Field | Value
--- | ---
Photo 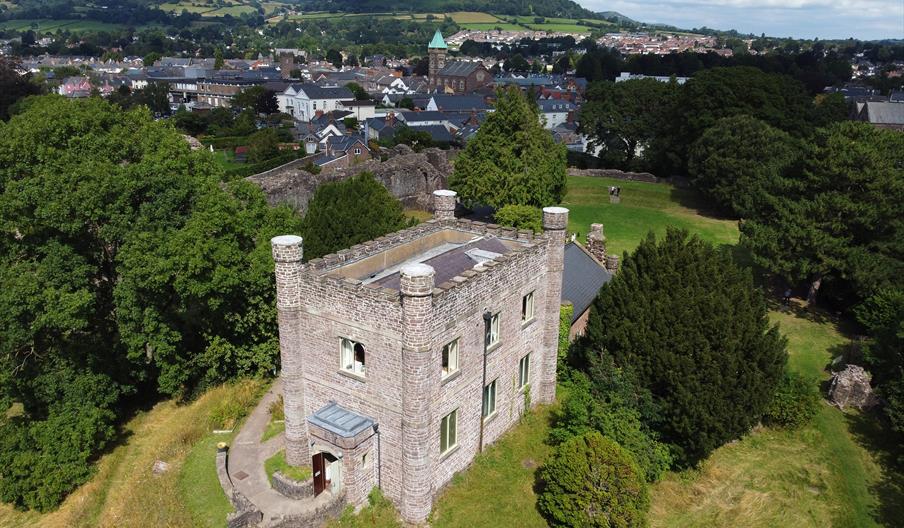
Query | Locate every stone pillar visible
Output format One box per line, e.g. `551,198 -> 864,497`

271,235 -> 311,466
605,254 -> 620,274
587,223 -> 606,263
399,263 -> 435,523
432,189 -> 457,222
540,207 -> 568,404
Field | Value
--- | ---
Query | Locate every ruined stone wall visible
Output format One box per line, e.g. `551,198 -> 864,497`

248,147 -> 454,215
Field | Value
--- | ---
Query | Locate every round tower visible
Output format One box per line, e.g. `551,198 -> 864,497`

539,207 -> 569,405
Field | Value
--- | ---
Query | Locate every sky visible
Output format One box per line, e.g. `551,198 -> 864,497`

582,0 -> 904,40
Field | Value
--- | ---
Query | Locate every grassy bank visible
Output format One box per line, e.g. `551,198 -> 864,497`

0,380 -> 266,528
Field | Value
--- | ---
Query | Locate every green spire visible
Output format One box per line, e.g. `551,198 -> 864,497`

428,29 -> 447,49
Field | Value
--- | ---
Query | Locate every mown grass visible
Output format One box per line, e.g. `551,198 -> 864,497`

179,431 -> 237,527
264,450 -> 313,484
430,405 -> 555,528
404,209 -> 433,223
562,175 -> 739,256
0,379 -> 267,528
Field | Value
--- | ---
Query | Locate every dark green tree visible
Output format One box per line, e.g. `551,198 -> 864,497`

579,78 -> 678,169
740,122 -> 904,306
326,49 -> 343,69
300,172 -> 414,260
214,48 -> 225,70
493,204 -> 543,233
345,82 -> 370,101
538,431 -> 650,528
449,86 -> 566,209
688,115 -> 801,218
233,85 -> 279,114
583,228 -> 787,465
0,57 -> 41,121
247,128 -> 280,162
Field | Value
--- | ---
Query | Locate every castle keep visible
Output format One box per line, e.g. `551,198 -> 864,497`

271,191 -> 567,523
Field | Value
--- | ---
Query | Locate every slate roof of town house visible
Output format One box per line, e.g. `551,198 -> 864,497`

290,83 -> 354,99
862,101 -> 904,124
538,99 -> 576,112
429,94 -> 490,112
562,242 -> 612,322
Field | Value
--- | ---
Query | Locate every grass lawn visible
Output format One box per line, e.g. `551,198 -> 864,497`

404,209 -> 433,223
265,450 -> 313,483
261,418 -> 285,442
562,175 -> 739,256
0,380 -> 266,528
211,149 -> 244,170
430,405 -> 555,528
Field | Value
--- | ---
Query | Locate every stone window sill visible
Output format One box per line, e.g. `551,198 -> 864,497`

482,411 -> 498,425
338,369 -> 366,383
439,443 -> 460,462
521,317 -> 537,330
486,341 -> 502,354
441,369 -> 461,386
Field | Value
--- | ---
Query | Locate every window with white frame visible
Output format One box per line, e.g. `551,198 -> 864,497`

519,353 -> 531,389
442,339 -> 459,378
354,148 -> 361,155
521,291 -> 535,323
340,337 -> 366,377
440,409 -> 457,454
482,379 -> 497,419
313,101 -> 317,110
485,312 -> 500,347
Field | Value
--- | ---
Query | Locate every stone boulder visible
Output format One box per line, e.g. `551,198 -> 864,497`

828,365 -> 878,409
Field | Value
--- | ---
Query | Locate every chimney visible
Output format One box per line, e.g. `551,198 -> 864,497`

432,189 -> 457,221
566,110 -> 575,124
315,109 -> 324,119
605,254 -> 620,274
587,223 -> 606,263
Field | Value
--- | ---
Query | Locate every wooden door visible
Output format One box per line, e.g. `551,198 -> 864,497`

312,453 -> 325,495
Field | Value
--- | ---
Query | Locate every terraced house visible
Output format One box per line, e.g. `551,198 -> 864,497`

270,191 -> 567,523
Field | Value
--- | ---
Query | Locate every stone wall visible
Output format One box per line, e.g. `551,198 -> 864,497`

272,472 -> 315,500
248,147 -> 454,215
266,490 -> 348,528
216,449 -> 264,528
567,167 -> 661,183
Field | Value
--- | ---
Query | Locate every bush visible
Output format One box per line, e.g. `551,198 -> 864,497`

494,204 -> 543,233
222,151 -> 302,179
763,372 -> 821,428
538,431 -> 649,528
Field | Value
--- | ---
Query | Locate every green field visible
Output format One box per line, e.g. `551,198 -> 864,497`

562,175 -> 740,256
0,18 -> 127,31
524,23 -> 591,33
457,22 -> 523,31
448,11 -> 500,23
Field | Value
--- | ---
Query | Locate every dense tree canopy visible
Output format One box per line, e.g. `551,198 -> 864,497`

450,86 -> 566,209
0,96 -> 301,508
740,122 -> 904,306
300,172 -> 414,260
688,115 -> 801,218
233,85 -> 279,115
582,228 -> 787,465
538,431 -> 649,528
579,78 -> 678,170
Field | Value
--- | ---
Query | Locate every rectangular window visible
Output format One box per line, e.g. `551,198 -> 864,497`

340,337 -> 366,377
485,312 -> 500,347
440,409 -> 457,454
482,379 -> 497,419
519,354 -> 531,389
442,339 -> 459,378
313,101 -> 317,110
354,148 -> 361,155
521,291 -> 535,323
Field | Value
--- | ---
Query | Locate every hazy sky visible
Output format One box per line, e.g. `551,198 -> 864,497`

582,0 -> 904,40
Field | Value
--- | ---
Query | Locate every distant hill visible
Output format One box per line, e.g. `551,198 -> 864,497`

290,0 -> 609,21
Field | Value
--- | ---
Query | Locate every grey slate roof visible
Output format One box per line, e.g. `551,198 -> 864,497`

373,238 -> 511,289
562,242 -> 612,322
430,94 -> 490,112
399,111 -> 448,123
437,61 -> 482,77
863,101 -> 904,124
292,83 -> 354,100
309,401 -> 375,438
409,124 -> 454,143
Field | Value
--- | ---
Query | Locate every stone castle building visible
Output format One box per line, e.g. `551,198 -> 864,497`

427,30 -> 492,94
271,190 -> 567,523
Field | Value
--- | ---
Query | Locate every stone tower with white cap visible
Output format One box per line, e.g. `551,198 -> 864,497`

270,191 -> 567,523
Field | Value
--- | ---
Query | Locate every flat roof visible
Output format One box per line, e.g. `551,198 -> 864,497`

372,237 -> 511,289
308,401 -> 374,438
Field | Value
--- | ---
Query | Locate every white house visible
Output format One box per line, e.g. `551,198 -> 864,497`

337,99 -> 377,121
537,99 -> 576,129
277,83 -> 355,122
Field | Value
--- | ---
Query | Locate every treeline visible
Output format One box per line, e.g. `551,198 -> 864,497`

292,0 -> 597,19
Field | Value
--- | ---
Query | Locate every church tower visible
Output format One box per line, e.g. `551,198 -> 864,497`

427,29 -> 447,91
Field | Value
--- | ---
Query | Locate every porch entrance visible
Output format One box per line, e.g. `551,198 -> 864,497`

312,452 -> 339,496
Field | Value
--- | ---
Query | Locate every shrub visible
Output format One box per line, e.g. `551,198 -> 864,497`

763,372 -> 821,428
538,431 -> 649,528
494,204 -> 543,233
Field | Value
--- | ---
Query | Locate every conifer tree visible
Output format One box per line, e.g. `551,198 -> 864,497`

449,86 -> 566,209
300,172 -> 414,260
582,228 -> 787,465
